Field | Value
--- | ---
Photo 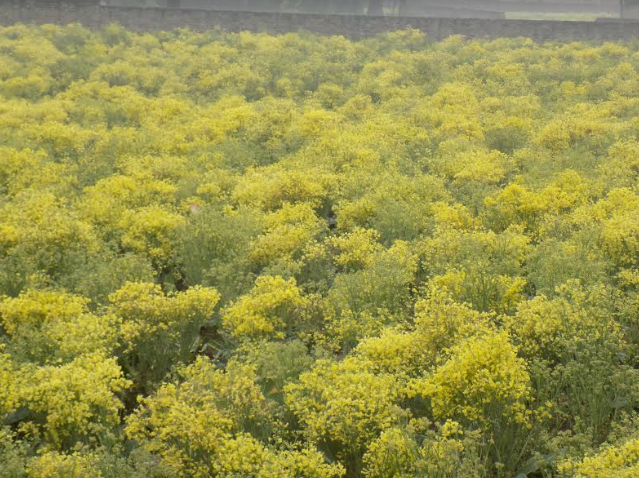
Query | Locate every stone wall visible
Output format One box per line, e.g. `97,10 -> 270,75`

0,0 -> 638,42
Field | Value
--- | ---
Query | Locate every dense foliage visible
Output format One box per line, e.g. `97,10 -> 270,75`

2,23 -> 639,477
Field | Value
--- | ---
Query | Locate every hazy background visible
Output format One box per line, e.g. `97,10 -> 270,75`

102,0 -> 635,20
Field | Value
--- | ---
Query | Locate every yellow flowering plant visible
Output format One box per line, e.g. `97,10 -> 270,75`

108,282 -> 219,390
126,356 -> 342,478
222,275 -> 308,340
407,331 -> 531,427
285,356 -> 404,470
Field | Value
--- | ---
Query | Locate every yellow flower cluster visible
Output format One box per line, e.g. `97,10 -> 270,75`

109,282 -> 219,349
222,276 -> 307,339
285,357 -> 402,454
22,353 -> 130,447
328,228 -> 382,272
362,421 -> 481,478
505,283 -> 623,362
0,348 -> 20,417
559,438 -> 639,478
127,357 -> 343,478
27,450 -> 101,478
0,290 -> 120,363
249,202 -> 326,268
0,289 -> 89,335
409,331 -> 531,426
108,282 -> 219,387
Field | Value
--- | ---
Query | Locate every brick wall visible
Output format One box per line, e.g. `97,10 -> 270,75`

0,0 -> 638,42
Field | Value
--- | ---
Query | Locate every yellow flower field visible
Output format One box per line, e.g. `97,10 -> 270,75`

2,23 -> 639,477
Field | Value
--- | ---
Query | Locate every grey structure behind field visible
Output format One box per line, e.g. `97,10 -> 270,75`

1,0 -> 639,42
